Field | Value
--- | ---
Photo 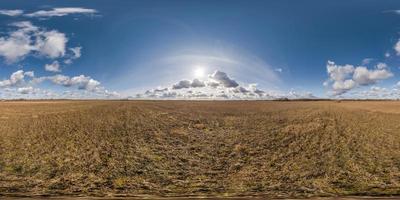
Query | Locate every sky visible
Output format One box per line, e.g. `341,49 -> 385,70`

1,0 -> 400,99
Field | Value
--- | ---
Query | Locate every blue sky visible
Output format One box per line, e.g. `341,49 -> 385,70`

1,0 -> 400,99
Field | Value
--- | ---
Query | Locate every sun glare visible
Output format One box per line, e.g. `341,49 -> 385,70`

194,67 -> 205,78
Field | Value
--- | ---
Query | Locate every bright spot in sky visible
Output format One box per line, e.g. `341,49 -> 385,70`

194,67 -> 205,78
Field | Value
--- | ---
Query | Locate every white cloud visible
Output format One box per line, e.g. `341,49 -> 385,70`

17,86 -> 34,94
0,22 -> 35,63
171,79 -> 206,89
70,46 -> 82,58
25,7 -> 97,18
36,30 -> 67,58
45,61 -> 61,72
352,66 -> 393,85
46,74 -> 101,91
231,86 -> 249,94
24,71 -> 34,77
207,81 -> 220,88
0,21 -> 68,63
376,62 -> 387,70
209,70 -> 239,88
47,74 -> 70,86
325,60 -> 393,96
138,70 -> 314,100
9,70 -> 24,85
326,60 -> 354,82
331,79 -> 356,95
395,39 -> 400,56
287,90 -> 316,99
11,21 -> 39,32
274,68 -> 283,73
71,75 -> 101,91
0,9 -> 24,16
191,79 -> 205,87
172,80 -> 191,89
325,60 -> 356,95
346,85 -> 400,99
0,70 -> 119,99
0,70 -> 34,88
64,47 -> 82,64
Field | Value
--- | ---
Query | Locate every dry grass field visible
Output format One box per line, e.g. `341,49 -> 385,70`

1,100 -> 400,198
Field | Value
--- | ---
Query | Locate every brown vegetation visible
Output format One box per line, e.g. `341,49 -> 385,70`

1,100 -> 400,198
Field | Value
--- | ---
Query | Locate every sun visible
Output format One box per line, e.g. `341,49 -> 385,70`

194,67 -> 205,78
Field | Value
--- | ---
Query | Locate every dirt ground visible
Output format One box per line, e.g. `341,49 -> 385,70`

1,100 -> 400,198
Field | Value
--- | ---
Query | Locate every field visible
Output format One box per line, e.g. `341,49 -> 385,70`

1,100 -> 400,198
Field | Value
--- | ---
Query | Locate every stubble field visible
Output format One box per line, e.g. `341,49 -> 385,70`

1,100 -> 400,198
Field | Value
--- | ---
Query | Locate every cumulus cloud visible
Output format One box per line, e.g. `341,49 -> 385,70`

45,74 -> 101,91
325,61 -> 356,95
0,70 -> 119,99
326,61 -> 354,82
137,70 -> 314,100
172,80 -> 191,89
36,30 -> 67,58
0,9 -> 24,16
331,80 -> 356,95
352,66 -> 393,85
376,62 -> 387,70
171,79 -> 206,90
0,21 -> 68,63
325,60 -> 393,95
209,70 -> 239,88
191,79 -> 205,87
17,86 -> 34,94
0,22 -> 35,63
45,61 -> 61,72
0,70 -> 30,87
25,7 -> 97,18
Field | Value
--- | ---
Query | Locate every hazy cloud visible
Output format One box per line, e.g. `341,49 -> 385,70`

0,9 -> 24,16
361,58 -> 373,65
25,7 -> 97,18
395,39 -> 400,56
64,46 -> 82,64
376,62 -> 387,70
